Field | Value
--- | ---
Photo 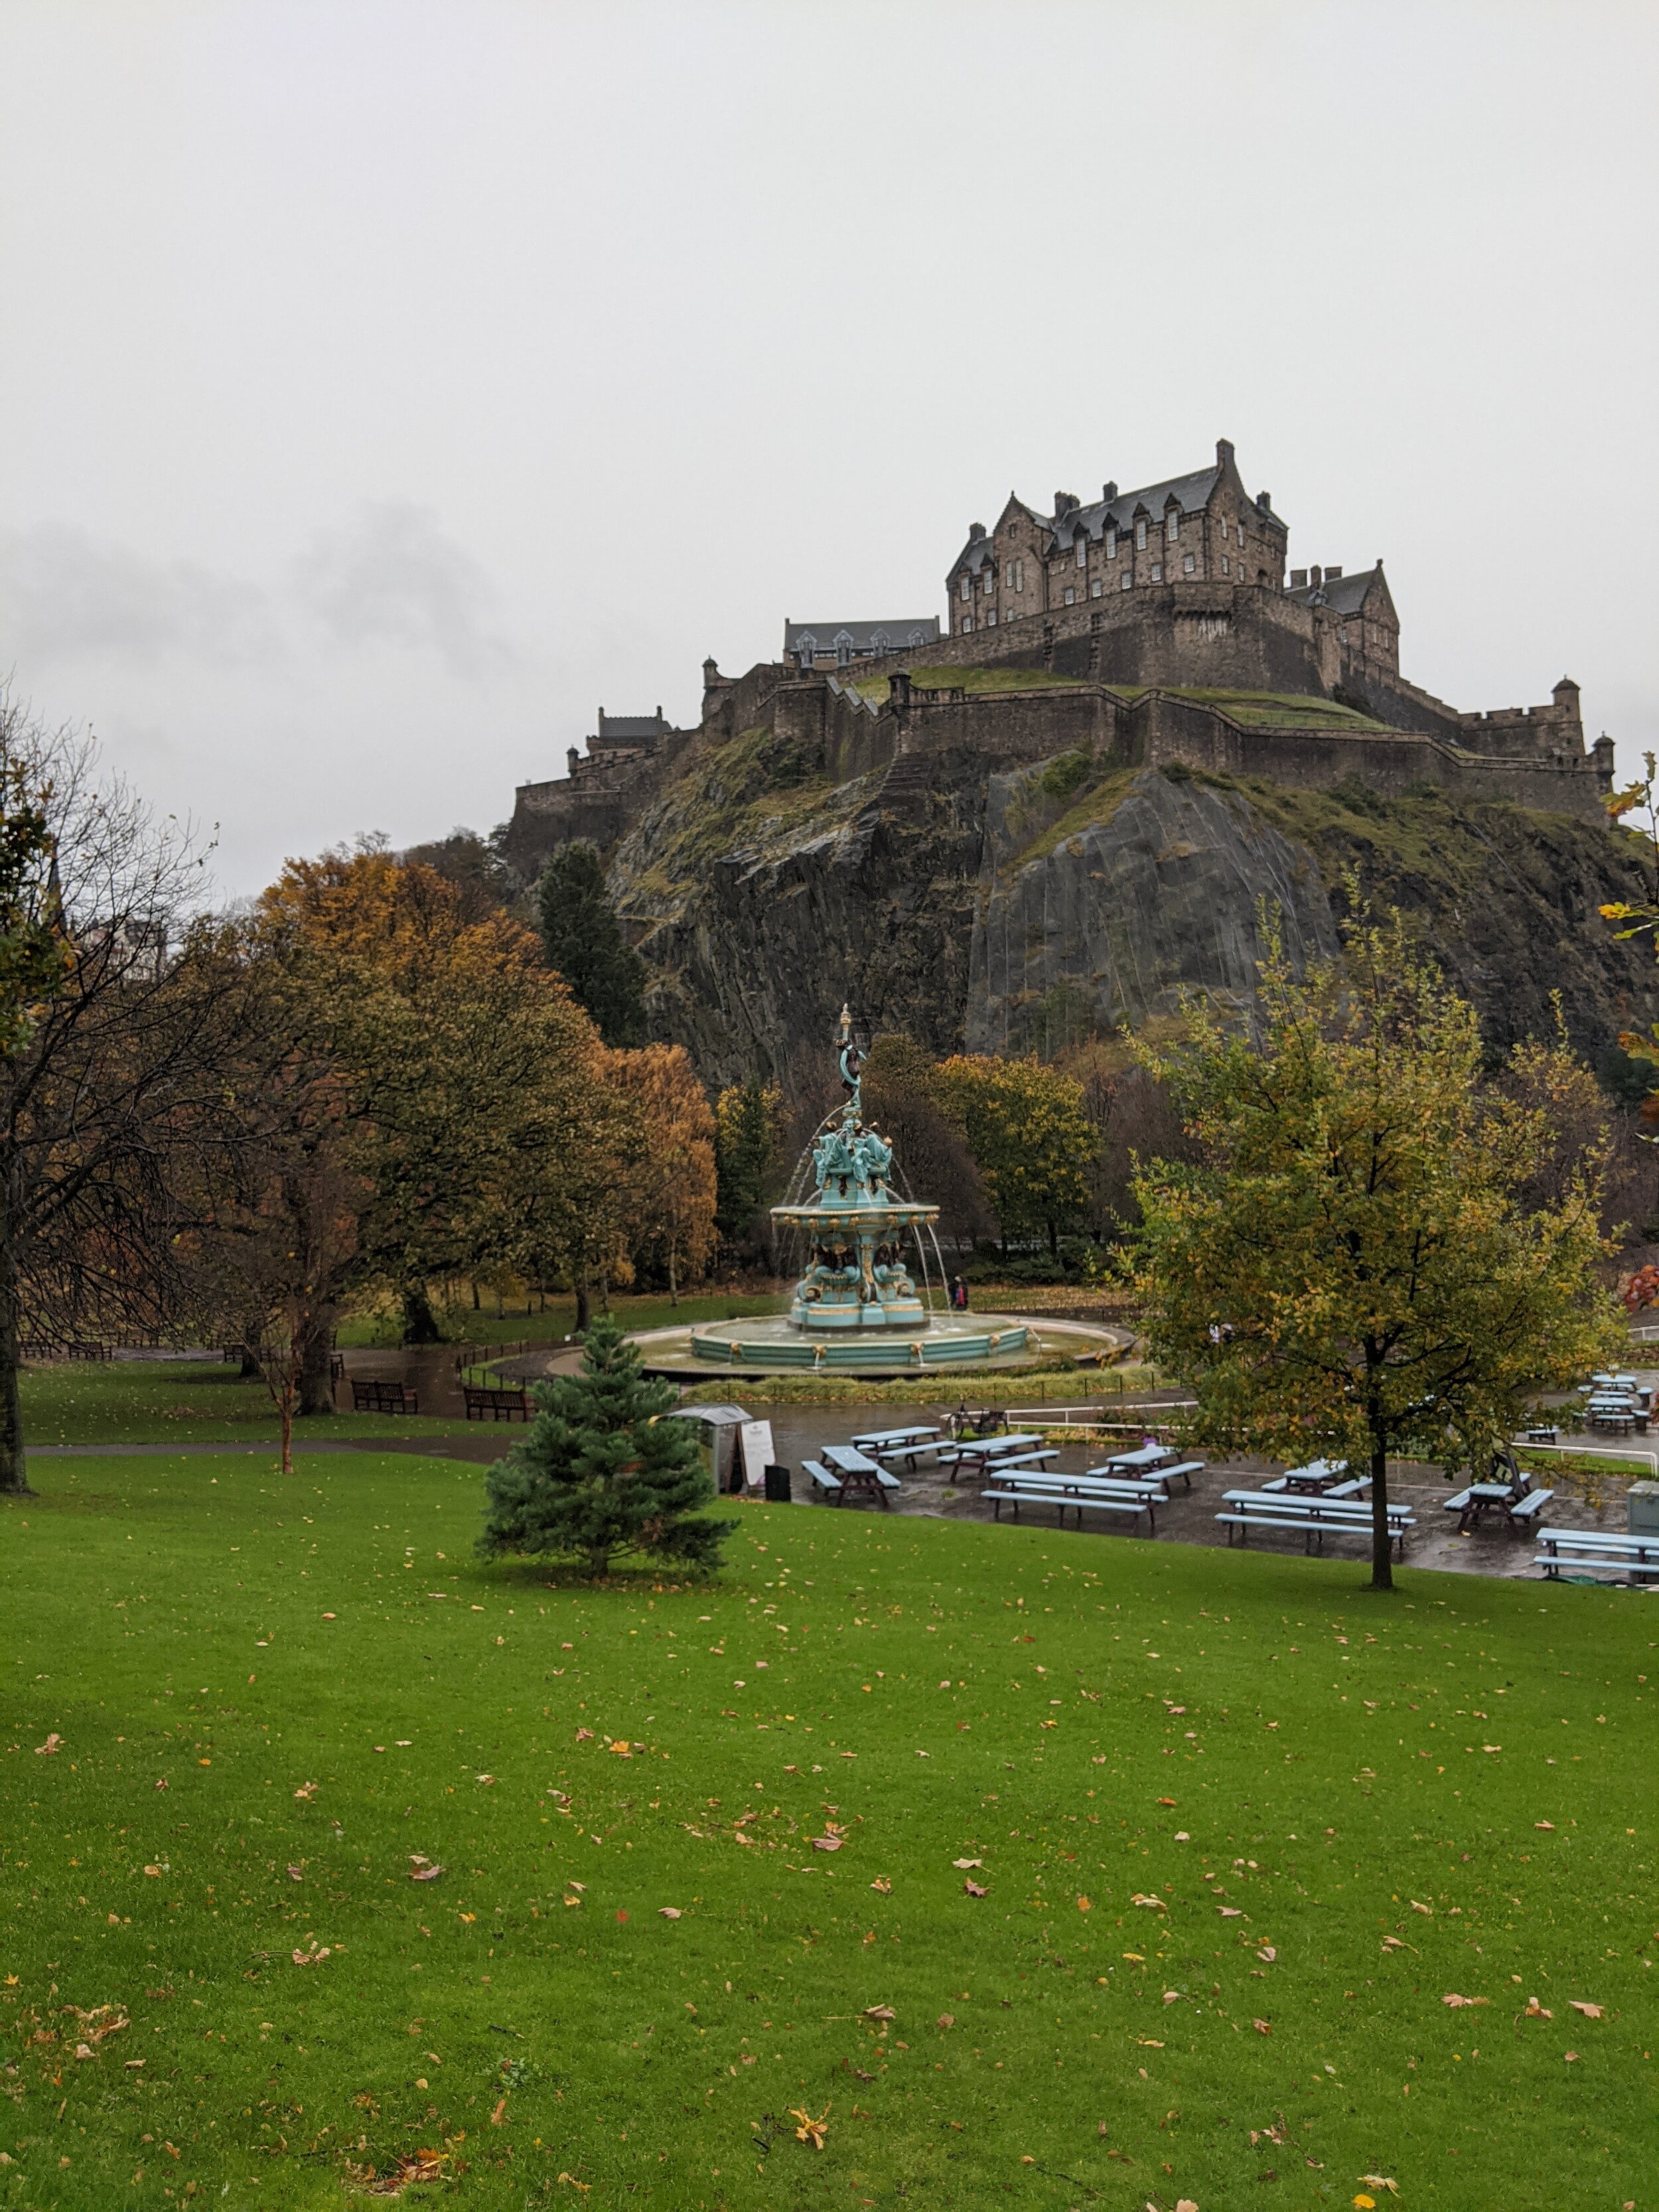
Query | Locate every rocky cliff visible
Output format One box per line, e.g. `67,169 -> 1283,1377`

608,713 -> 1658,1088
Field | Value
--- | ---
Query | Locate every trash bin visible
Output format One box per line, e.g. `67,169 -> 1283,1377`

764,1464 -> 793,1504
1628,1481 -> 1659,1536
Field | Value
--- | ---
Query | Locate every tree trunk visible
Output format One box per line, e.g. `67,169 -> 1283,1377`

0,1241 -> 28,1497
667,1242 -> 679,1308
1369,1432 -> 1394,1593
236,1341 -> 260,1378
573,1276 -> 592,1334
297,1308 -> 337,1416
401,1284 -> 441,1345
1048,1218 -> 1059,1256
279,1382 -> 295,1478
472,1280 -> 480,1311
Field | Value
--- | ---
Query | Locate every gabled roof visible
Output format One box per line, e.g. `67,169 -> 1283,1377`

1283,565 -> 1390,617
784,619 -> 940,655
1050,466 -> 1223,551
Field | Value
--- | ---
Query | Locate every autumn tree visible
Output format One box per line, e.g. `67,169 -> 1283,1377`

1129,914 -> 1623,1591
537,842 -> 647,1047
860,1034 -> 992,1250
931,1053 -> 1094,1253
259,844 -> 607,1343
611,1043 -> 717,1302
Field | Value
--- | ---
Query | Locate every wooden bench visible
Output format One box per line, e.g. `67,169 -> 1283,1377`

462,1383 -> 532,1422
1534,1528 -> 1659,1584
350,1378 -> 420,1416
1216,1490 -> 1415,1558
1090,1455 -> 1201,1491
64,1342 -> 113,1363
803,1459 -> 844,1503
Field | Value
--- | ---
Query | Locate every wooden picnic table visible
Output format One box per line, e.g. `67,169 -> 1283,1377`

1101,1441 -> 1173,1472
1269,1458 -> 1349,1495
1443,1480 -> 1553,1536
821,1443 -> 901,1508
946,1434 -> 1050,1480
851,1424 -> 940,1451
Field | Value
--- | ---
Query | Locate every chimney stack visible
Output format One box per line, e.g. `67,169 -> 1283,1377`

1216,437 -> 1235,465
1102,480 -> 1118,503
1310,565 -> 1322,588
1325,567 -> 1342,581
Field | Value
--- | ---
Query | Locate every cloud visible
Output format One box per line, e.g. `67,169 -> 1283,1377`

0,524 -> 277,667
292,500 -> 508,676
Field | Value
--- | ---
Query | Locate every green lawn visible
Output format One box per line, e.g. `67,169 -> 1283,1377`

17,1363 -> 463,1447
1,1454 -> 1652,2211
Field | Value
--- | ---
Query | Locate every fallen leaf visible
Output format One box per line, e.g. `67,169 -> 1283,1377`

293,1782 -> 317,1801
1409,1900 -> 1432,1915
952,1858 -> 983,1870
1569,2000 -> 1604,2018
1358,2180 -> 1400,2197
34,1733 -> 62,1756
1257,1946 -> 1277,1962
1076,1894 -> 1093,1912
476,1774 -> 496,1787
790,2102 -> 830,2150
1217,1906 -> 1244,1917
1534,1820 -> 1555,1830
963,1879 -> 987,1897
490,2095 -> 508,2126
143,1865 -> 162,1878
607,1739 -> 633,1757
575,1727 -> 594,1742
863,2005 -> 896,2020
1157,1797 -> 1176,1806
1522,1998 -> 1552,2018
658,1907 -> 682,1920
409,1861 -> 444,1882
1252,2018 -> 1271,2035
153,1777 -> 168,1791
1131,1893 -> 1167,1910
614,1909 -> 628,1924
1564,2050 -> 1579,2062
291,1945 -> 330,1965
1441,1994 -> 1489,2009
936,2013 -> 954,2029
810,1836 -> 843,1852
555,2174 -> 592,2192
869,1877 -> 892,1894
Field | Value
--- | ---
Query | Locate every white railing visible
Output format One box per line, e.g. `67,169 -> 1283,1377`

1511,1438 -> 1658,1481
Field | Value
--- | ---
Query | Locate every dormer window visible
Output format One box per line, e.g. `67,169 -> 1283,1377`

1135,518 -> 1147,550
983,571 -> 993,596
1167,510 -> 1179,544
1105,528 -> 1117,560
1075,536 -> 1086,570
959,576 -> 971,603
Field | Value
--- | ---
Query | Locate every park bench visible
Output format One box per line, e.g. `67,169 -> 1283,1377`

350,1378 -> 420,1416
821,1444 -> 902,1507
802,1458 -> 843,1502
985,1470 -> 1169,1532
64,1342 -> 112,1363
1216,1489 -> 1415,1558
1533,1527 -> 1659,1585
463,1384 -> 533,1422
18,1338 -> 60,1361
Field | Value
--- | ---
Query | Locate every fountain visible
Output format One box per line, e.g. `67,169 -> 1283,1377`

687,1007 -> 1032,1371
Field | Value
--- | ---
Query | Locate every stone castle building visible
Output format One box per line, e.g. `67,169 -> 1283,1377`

503,439 -> 1614,877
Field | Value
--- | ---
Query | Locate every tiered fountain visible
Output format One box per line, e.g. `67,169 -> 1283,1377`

689,1008 -> 1031,1372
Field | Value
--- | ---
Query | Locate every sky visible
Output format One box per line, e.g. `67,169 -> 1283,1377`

1,1 -> 1654,895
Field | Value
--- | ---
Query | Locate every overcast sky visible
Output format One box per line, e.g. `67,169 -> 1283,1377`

1,1 -> 1654,894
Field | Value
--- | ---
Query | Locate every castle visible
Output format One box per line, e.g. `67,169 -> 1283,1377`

502,439 -> 1614,878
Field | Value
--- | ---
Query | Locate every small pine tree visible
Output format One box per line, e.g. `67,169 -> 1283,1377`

478,1317 -> 734,1578
537,842 -> 647,1047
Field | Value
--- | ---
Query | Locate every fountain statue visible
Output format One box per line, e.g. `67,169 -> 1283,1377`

687,1006 -> 1031,1371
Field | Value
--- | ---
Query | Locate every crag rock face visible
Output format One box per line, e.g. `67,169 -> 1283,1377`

607,720 -> 1658,1085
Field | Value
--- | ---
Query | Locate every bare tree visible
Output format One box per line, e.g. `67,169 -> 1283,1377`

0,700 -> 269,1493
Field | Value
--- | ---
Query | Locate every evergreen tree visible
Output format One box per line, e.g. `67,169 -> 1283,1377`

713,1077 -> 779,1240
478,1317 -> 733,1577
536,842 -> 647,1047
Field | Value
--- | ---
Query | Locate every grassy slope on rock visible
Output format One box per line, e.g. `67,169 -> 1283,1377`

1,1451 -> 1652,2211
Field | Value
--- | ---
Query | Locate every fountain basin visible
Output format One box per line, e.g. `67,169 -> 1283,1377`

687,1311 -> 1031,1370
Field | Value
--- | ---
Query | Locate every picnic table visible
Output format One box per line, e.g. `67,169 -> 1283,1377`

985,1468 -> 1169,1531
1264,1457 -> 1350,1495
1101,1441 -> 1172,1473
945,1432 -> 1048,1479
852,1425 -> 948,1467
851,1424 -> 940,1451
821,1443 -> 902,1508
1443,1479 -> 1553,1536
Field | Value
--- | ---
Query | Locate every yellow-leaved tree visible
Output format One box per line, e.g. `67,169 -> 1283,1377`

1129,913 -> 1623,1591
930,1054 -> 1094,1254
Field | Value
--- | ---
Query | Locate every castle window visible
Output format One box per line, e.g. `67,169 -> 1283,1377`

1167,510 -> 1179,544
1183,553 -> 1195,575
1090,578 -> 1102,597
1120,570 -> 1132,591
983,571 -> 993,596
959,576 -> 971,602
959,615 -> 973,633
1221,555 -> 1230,575
987,609 -> 997,627
1237,522 -> 1245,544
1075,537 -> 1086,569
1105,528 -> 1117,560
1135,518 -> 1147,550
1063,585 -> 1076,605
1151,562 -> 1163,582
